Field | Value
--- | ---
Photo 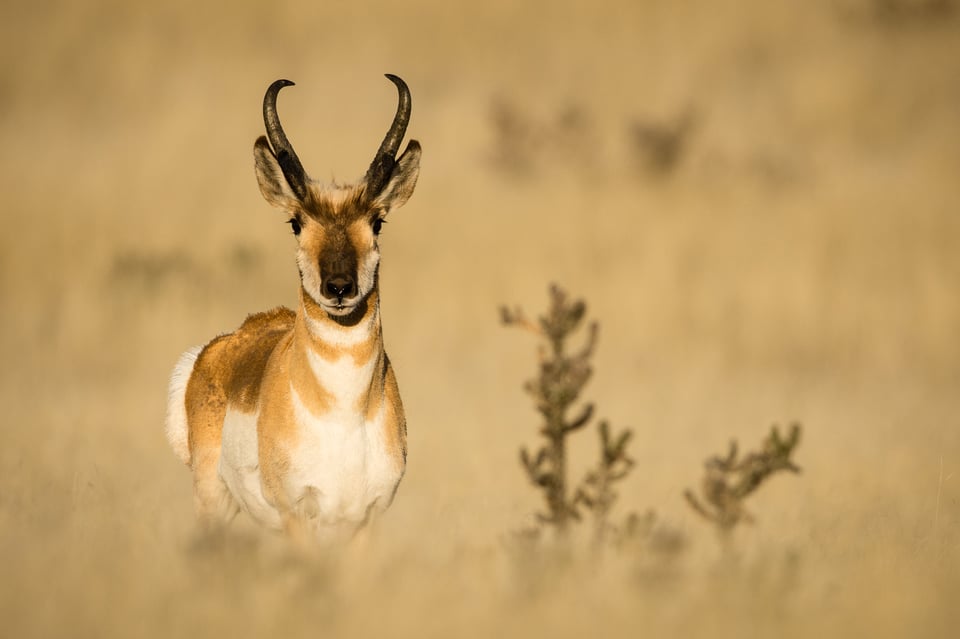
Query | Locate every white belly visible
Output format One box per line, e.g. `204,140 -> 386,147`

219,408 -> 282,529
218,395 -> 402,540
286,386 -> 403,539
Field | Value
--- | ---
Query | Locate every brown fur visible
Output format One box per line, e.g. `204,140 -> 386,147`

174,79 -> 419,535
180,280 -> 406,528
255,337 -> 298,522
382,358 -> 407,464
300,287 -> 381,364
287,318 -> 335,415
183,307 -> 296,519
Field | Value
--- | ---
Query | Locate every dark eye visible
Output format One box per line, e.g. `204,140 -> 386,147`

288,218 -> 301,236
372,218 -> 384,235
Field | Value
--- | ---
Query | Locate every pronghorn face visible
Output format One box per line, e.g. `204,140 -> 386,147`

289,190 -> 381,317
252,76 -> 420,318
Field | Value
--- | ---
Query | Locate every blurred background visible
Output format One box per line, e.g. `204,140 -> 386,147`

1,0 -> 958,636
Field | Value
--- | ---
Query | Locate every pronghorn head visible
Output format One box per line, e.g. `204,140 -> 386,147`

253,75 -> 421,318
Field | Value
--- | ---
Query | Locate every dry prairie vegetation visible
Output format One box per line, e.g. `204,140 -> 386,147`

1,1 -> 958,637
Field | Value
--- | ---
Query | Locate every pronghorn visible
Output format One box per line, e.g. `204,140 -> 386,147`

165,75 -> 420,543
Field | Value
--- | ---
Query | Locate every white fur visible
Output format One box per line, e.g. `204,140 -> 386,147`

214,315 -> 400,540
219,408 -> 283,529
303,304 -> 379,348
165,346 -> 202,465
356,247 -> 381,306
315,183 -> 357,207
297,246 -> 326,308
300,305 -> 381,411
297,242 -> 382,317
288,339 -> 401,538
306,346 -> 379,411
287,386 -> 398,540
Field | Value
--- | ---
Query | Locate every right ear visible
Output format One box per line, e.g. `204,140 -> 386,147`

254,136 -> 300,209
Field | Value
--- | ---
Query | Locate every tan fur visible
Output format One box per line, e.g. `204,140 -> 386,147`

167,77 -> 419,542
382,361 -> 408,464
300,288 -> 380,365
255,338 -> 298,526
179,308 -> 296,522
171,197 -> 410,538
287,319 -> 336,415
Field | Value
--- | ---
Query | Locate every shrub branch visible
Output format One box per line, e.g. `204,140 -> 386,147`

684,423 -> 802,534
504,285 -> 635,541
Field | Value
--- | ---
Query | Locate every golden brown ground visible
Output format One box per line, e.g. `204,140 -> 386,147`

1,1 -> 958,637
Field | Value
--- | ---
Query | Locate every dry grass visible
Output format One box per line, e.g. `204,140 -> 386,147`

1,0 -> 959,637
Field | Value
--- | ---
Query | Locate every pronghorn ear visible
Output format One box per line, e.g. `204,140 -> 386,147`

254,136 -> 300,209
372,140 -> 421,213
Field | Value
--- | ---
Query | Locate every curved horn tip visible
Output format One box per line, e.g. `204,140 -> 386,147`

384,74 -> 407,90
268,78 -> 295,90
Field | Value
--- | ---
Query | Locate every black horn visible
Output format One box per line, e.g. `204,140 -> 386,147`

365,74 -> 411,196
263,79 -> 309,201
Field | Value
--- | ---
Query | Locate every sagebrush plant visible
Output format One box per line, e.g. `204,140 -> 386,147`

502,284 -> 636,543
684,423 -> 802,536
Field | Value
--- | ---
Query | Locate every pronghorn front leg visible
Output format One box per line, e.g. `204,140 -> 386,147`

276,510 -> 312,552
276,488 -> 354,552
191,449 -> 240,530
345,501 -> 383,553
283,487 -> 324,550
257,448 -> 311,545
259,450 -> 333,547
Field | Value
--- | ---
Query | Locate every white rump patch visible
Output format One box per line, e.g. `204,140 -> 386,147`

165,346 -> 202,465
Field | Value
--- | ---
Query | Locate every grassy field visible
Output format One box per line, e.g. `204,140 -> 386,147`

1,0 -> 958,636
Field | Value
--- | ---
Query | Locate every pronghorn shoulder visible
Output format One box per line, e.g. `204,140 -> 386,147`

192,306 -> 297,412
238,306 -> 297,334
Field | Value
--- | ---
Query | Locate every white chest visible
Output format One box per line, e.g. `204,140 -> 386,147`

218,348 -> 402,538
285,381 -> 402,528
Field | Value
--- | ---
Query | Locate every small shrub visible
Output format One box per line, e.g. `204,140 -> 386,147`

502,284 -> 636,545
684,423 -> 802,538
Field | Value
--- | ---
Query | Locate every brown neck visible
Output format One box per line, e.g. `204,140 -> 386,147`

286,286 -> 385,418
294,284 -> 384,369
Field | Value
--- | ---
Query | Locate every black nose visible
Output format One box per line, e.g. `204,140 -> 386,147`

324,275 -> 355,300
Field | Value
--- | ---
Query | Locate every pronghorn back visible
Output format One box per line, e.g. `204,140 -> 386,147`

164,75 -> 420,543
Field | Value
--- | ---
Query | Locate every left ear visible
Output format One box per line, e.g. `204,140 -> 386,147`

372,140 -> 421,213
